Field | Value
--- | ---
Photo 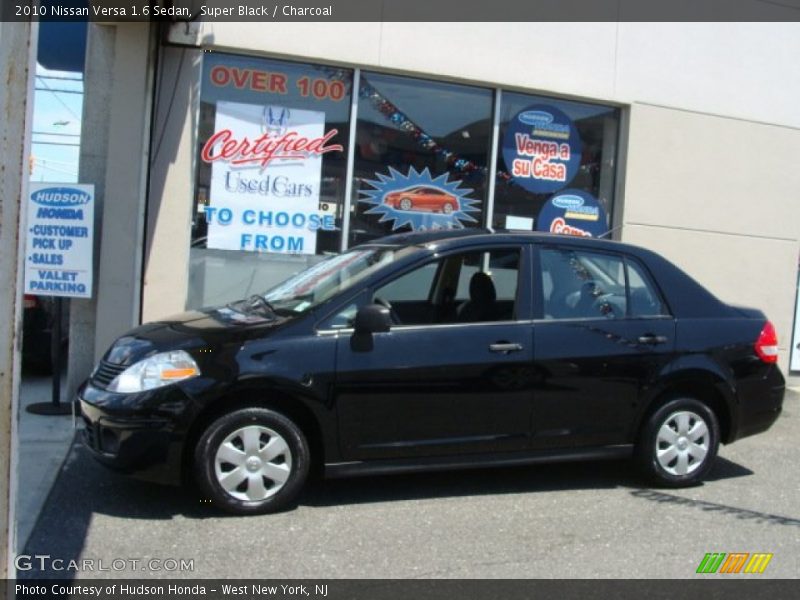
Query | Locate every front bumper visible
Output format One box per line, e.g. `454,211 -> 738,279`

78,381 -> 192,485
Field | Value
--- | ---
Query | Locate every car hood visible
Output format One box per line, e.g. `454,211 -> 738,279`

102,307 -> 291,366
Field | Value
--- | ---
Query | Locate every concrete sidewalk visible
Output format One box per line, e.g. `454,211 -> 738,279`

15,374 -> 76,552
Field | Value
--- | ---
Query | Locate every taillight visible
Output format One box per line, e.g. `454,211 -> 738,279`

23,294 -> 38,309
754,320 -> 779,363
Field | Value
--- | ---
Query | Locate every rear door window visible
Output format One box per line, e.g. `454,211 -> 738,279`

539,247 -> 669,320
540,248 -> 627,320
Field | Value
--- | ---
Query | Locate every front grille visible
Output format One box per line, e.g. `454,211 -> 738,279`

91,360 -> 126,387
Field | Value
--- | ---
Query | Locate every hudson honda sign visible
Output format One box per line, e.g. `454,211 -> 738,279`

24,184 -> 95,298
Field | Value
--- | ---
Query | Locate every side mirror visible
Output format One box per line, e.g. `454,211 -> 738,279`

354,304 -> 391,335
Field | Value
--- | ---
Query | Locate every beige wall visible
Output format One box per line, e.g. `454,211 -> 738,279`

141,47 -> 201,322
196,22 -> 800,128
621,103 -> 800,370
67,23 -> 156,404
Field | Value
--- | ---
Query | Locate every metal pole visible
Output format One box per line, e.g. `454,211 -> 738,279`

339,68 -> 361,253
27,297 -> 70,416
485,88 -> 502,230
51,298 -> 62,407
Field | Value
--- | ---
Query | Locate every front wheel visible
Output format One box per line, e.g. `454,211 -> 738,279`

194,407 -> 310,514
635,397 -> 719,487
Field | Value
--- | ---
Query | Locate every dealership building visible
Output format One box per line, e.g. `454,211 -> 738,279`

57,20 -> 800,398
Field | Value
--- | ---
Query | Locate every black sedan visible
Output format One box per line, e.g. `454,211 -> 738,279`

79,230 -> 784,514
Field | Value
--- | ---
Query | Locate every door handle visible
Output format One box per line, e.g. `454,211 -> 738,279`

638,334 -> 668,345
489,342 -> 523,354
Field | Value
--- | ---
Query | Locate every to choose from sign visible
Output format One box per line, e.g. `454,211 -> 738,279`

24,183 -> 94,298
201,100 -> 340,255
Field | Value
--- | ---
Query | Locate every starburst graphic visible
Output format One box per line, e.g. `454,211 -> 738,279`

358,167 -> 481,231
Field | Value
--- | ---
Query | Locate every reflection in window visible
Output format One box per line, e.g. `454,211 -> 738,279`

350,73 -> 494,247
188,53 -> 354,309
494,93 -> 619,237
541,248 -> 626,320
626,259 -> 668,317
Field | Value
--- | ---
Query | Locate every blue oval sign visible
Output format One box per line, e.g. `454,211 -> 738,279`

31,187 -> 91,207
518,110 -> 554,126
537,190 -> 608,238
551,194 -> 585,209
502,104 -> 583,194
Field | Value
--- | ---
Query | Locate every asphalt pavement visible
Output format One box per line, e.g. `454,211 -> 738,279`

19,394 -> 800,579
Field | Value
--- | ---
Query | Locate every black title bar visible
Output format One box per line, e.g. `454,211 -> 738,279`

6,579 -> 800,600
2,0 -> 800,22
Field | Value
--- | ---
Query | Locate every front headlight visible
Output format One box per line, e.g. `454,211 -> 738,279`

107,350 -> 200,393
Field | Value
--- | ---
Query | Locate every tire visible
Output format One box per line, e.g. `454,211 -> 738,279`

442,202 -> 454,215
399,197 -> 413,211
635,397 -> 719,487
194,407 -> 310,515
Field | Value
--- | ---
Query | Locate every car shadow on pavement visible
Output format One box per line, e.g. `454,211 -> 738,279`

20,441 -> 762,579
299,455 -> 753,508
302,459 -> 637,508
20,443 -> 215,579
629,488 -> 800,529
705,455 -> 755,481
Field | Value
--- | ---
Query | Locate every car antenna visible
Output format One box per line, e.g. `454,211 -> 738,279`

598,224 -> 623,240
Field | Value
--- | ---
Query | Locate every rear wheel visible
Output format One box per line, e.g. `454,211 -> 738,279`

636,397 -> 719,487
194,407 -> 310,514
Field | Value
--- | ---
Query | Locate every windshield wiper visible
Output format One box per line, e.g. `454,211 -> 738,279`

226,295 -> 277,318
245,294 -> 276,315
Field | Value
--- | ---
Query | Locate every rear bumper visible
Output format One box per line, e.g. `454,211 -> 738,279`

729,365 -> 784,442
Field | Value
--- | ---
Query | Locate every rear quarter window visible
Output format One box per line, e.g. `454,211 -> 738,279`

626,258 -> 669,317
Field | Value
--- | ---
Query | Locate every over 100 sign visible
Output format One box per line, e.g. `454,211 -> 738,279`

24,183 -> 94,298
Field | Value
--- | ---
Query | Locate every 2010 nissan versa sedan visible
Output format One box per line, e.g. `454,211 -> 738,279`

79,230 -> 785,514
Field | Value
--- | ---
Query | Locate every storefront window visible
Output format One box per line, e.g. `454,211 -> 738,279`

188,52 -> 353,309
349,72 -> 493,247
493,93 -> 619,238
184,53 -> 621,310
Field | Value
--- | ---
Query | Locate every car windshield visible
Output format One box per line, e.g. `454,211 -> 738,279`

259,246 -> 418,313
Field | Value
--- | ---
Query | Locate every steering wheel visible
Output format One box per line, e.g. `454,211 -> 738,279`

373,296 -> 401,324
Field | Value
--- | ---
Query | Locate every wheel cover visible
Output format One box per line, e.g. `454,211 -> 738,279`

655,410 -> 710,476
214,425 -> 292,501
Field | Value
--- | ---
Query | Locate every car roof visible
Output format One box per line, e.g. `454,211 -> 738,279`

365,228 -> 632,253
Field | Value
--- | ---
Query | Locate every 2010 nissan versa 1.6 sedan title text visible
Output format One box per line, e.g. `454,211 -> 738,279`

79,231 -> 785,514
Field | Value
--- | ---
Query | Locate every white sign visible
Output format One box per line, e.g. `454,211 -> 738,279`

201,101 -> 339,255
24,183 -> 94,299
790,273 -> 800,372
